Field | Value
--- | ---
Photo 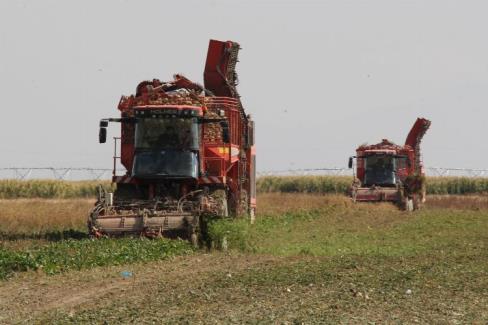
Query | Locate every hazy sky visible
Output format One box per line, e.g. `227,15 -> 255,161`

1,0 -> 487,172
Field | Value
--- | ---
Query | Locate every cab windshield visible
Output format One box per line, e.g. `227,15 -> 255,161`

135,117 -> 199,150
363,155 -> 397,186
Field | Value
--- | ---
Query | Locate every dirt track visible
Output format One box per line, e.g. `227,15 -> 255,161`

0,253 -> 280,324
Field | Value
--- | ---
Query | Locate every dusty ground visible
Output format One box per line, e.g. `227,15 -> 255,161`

0,253 -> 281,324
2,251 -> 487,324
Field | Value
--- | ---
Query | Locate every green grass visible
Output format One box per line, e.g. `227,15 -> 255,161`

257,175 -> 351,194
0,238 -> 193,280
253,210 -> 486,256
208,200 -> 488,257
207,218 -> 252,251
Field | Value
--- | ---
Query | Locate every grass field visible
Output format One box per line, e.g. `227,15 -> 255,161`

0,193 -> 487,323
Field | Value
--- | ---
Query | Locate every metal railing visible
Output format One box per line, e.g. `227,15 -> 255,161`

257,167 -> 488,178
0,166 -> 487,180
0,168 -> 112,180
257,168 -> 351,177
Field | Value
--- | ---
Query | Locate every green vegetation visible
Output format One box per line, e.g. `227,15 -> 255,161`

257,175 -> 350,194
426,176 -> 488,194
0,238 -> 193,280
257,175 -> 488,195
0,249 -> 37,280
208,201 -> 488,256
207,218 -> 251,251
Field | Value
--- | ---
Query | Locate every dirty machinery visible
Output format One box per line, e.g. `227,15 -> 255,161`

348,118 -> 431,211
89,40 -> 256,245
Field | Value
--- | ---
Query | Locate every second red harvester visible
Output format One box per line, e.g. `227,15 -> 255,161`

348,118 -> 431,210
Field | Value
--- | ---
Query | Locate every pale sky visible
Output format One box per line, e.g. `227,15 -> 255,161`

1,0 -> 487,173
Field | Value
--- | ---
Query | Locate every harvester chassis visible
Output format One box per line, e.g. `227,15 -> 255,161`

88,187 -> 229,246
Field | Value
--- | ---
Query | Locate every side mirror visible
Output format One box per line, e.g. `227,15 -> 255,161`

348,157 -> 353,169
220,121 -> 230,143
99,127 -> 107,143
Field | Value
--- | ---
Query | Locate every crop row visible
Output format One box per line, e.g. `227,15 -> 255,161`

0,238 -> 192,280
0,176 -> 487,199
257,176 -> 488,195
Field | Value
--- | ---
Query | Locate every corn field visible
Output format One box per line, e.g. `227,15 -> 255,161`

0,176 -> 487,199
0,180 -> 112,199
257,176 -> 488,195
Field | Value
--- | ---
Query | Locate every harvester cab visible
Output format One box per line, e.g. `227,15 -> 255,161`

348,118 -> 431,211
362,153 -> 398,187
357,153 -> 411,187
98,110 -> 226,180
88,40 -> 256,246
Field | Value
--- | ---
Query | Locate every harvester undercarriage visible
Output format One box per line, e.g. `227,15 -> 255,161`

88,186 -> 229,246
351,183 -> 424,211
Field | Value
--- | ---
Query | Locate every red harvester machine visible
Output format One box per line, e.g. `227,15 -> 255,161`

348,118 -> 431,210
89,40 -> 256,245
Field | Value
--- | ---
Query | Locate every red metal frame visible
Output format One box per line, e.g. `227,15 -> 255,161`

109,39 -> 255,212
